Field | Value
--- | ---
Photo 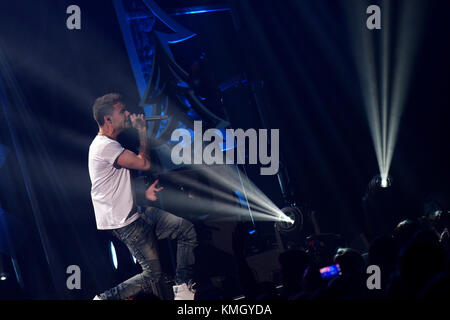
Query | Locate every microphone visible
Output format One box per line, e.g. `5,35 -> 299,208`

144,115 -> 169,121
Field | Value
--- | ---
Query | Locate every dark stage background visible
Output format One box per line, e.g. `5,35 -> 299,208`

0,0 -> 449,299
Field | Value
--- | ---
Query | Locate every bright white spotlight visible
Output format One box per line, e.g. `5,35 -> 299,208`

275,206 -> 303,233
368,174 -> 392,190
347,1 -> 424,194
284,216 -> 295,224
110,241 -> 118,270
378,174 -> 392,188
0,272 -> 7,281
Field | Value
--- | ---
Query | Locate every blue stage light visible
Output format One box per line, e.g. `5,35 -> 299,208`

170,8 -> 230,16
110,241 -> 118,270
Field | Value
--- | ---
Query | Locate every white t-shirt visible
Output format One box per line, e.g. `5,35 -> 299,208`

88,135 -> 139,230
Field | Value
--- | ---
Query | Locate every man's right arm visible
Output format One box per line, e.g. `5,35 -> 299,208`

116,149 -> 150,171
116,114 -> 150,171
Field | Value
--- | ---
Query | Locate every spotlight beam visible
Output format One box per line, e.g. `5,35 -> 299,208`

199,164 -> 286,218
200,164 -> 289,219
381,0 -> 391,179
164,168 -> 277,216
386,0 -> 424,176
354,19 -> 384,177
348,0 -> 425,182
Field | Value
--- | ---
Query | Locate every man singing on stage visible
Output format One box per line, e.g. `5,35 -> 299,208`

88,93 -> 197,300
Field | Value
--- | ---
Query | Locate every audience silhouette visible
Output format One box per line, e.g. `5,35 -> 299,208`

191,210 -> 450,300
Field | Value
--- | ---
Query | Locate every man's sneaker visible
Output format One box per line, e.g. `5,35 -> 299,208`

173,281 -> 196,300
93,295 -> 104,300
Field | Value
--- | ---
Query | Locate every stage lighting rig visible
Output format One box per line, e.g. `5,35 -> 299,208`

369,173 -> 393,191
362,173 -> 393,208
275,206 -> 303,234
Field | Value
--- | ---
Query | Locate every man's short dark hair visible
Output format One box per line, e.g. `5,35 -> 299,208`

93,93 -> 123,126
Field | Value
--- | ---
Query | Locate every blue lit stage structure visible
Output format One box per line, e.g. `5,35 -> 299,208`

112,0 -> 295,229
110,0 -> 299,290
